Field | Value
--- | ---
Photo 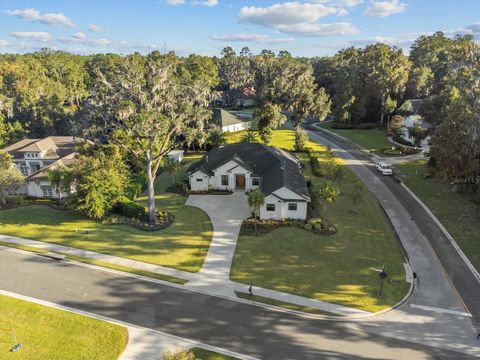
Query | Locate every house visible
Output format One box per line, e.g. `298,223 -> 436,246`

398,99 -> 432,146
188,142 -> 311,220
2,136 -> 84,198
167,150 -> 184,163
213,87 -> 256,108
211,108 -> 253,133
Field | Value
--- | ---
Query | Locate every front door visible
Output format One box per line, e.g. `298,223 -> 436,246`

235,174 -> 245,189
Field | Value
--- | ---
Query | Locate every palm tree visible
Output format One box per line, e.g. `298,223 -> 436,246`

247,189 -> 265,235
163,157 -> 181,184
207,128 -> 227,147
313,181 -> 339,221
241,129 -> 257,143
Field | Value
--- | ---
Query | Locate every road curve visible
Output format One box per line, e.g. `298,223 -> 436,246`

0,249 -> 471,360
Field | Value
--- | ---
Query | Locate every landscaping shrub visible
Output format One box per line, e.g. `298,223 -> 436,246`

112,199 -> 145,220
304,223 -> 313,231
5,196 -> 28,206
126,174 -> 147,199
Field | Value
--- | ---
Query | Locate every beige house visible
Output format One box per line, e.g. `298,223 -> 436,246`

3,136 -> 84,198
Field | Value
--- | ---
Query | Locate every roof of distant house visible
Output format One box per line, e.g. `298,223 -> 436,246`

188,142 -> 310,201
211,108 -> 252,128
27,152 -> 77,180
3,136 -> 86,161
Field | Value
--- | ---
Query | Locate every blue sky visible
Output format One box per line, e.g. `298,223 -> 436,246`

0,0 -> 478,57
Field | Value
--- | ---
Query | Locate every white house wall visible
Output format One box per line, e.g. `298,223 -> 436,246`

260,188 -> 308,220
189,171 -> 210,191
213,160 -> 251,190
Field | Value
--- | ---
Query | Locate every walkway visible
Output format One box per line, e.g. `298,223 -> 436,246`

185,191 -> 251,296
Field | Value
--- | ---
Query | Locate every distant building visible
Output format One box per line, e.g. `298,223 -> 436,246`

211,108 -> 253,132
213,87 -> 256,108
398,99 -> 432,146
167,150 -> 184,163
2,136 -> 85,198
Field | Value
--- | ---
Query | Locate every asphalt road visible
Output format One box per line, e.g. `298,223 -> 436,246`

308,126 -> 480,330
0,250 -> 471,360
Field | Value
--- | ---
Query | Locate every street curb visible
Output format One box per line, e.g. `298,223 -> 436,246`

399,183 -> 480,285
0,289 -> 259,360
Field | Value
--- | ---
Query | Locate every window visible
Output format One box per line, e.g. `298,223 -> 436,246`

19,164 -> 28,176
266,204 -> 275,212
41,186 -> 53,197
30,163 -> 41,173
288,203 -> 298,211
251,177 -> 260,186
196,178 -> 203,182
221,175 -> 229,186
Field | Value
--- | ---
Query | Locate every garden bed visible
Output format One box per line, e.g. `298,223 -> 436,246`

102,211 -> 174,231
189,190 -> 233,195
240,217 -> 336,236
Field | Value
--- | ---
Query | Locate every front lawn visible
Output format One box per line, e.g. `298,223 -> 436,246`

230,132 -> 409,312
190,348 -> 240,360
317,122 -> 392,154
0,295 -> 127,359
0,154 -> 213,273
395,160 -> 480,272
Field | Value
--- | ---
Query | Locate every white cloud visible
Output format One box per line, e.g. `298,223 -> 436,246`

73,32 -> 86,40
351,35 -> 413,48
0,40 -> 9,47
10,31 -> 53,42
239,2 -> 337,27
6,8 -> 75,28
210,33 -> 293,44
195,0 -> 218,6
277,22 -> 359,36
363,0 -> 406,17
165,0 -> 217,6
238,2 -> 358,37
444,22 -> 480,41
87,24 -> 107,33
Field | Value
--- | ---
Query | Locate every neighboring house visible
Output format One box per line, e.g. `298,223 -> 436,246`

211,108 -> 253,132
398,99 -> 432,146
188,142 -> 311,220
2,136 -> 84,198
213,87 -> 256,108
167,150 -> 184,163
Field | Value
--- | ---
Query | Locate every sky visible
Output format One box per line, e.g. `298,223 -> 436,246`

0,0 -> 479,57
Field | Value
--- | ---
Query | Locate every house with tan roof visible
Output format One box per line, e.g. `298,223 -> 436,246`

2,136 -> 84,198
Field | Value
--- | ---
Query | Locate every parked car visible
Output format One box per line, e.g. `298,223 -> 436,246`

376,162 -> 393,176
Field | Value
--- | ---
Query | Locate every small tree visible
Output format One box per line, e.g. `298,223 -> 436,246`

162,349 -> 195,360
163,157 -> 181,184
384,96 -> 397,127
0,151 -> 24,206
48,167 -> 71,204
241,129 -> 257,143
294,128 -> 309,152
259,127 -> 273,145
312,181 -> 339,222
248,189 -> 265,235
389,115 -> 404,141
207,128 -> 227,147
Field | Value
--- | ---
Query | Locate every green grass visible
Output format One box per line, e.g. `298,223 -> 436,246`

0,154 -> 213,273
190,348 -> 240,360
317,122 -> 392,154
230,131 -> 409,312
226,128 -> 325,152
395,160 -> 480,272
235,291 -> 339,316
0,295 -> 127,360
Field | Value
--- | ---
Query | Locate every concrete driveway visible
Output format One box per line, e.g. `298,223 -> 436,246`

186,191 -> 251,296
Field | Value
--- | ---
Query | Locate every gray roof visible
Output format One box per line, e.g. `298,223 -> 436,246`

3,136 -> 85,160
211,108 -> 251,128
189,142 -> 310,201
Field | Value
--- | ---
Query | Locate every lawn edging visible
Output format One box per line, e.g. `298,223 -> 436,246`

399,182 -> 480,285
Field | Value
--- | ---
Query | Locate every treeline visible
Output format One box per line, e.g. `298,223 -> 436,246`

0,31 -> 478,196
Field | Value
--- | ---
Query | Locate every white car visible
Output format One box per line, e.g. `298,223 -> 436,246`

376,162 -> 393,176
